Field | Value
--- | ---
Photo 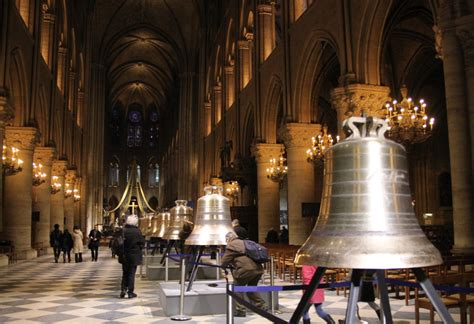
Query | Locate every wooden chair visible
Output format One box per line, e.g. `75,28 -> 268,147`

414,273 -> 464,324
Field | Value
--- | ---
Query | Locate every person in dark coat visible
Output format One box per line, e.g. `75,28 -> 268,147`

265,227 -> 279,243
88,225 -> 102,261
49,224 -> 63,263
119,215 -> 145,299
279,226 -> 289,244
221,232 -> 267,317
62,229 -> 73,263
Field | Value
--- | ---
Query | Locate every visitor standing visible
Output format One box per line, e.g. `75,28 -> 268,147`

88,225 -> 102,261
265,227 -> 279,243
62,229 -> 73,263
301,265 -> 335,324
72,225 -> 84,262
49,224 -> 63,263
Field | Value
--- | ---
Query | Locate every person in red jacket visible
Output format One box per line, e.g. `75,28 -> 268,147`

301,265 -> 335,324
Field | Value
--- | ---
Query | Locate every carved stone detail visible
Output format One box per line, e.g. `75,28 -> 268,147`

457,28 -> 474,67
0,95 -> 14,126
331,84 -> 390,119
65,169 -> 77,183
5,127 -> 38,151
257,4 -> 273,15
52,160 -> 68,177
251,143 -> 283,163
278,123 -> 321,149
33,147 -> 56,166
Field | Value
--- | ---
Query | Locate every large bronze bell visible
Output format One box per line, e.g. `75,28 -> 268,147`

295,116 -> 442,269
185,185 -> 234,245
162,200 -> 194,240
150,210 -> 171,238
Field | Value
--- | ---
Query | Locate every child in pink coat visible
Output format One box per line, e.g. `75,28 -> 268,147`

302,265 -> 335,324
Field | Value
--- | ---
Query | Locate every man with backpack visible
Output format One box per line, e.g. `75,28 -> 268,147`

221,230 -> 268,318
49,224 -> 63,263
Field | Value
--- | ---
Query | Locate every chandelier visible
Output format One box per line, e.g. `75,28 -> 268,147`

73,188 -> 81,202
32,162 -> 47,186
306,126 -> 339,165
50,176 -> 62,194
2,145 -> 23,176
266,147 -> 288,183
64,183 -> 73,198
224,180 -> 239,202
384,86 -> 435,145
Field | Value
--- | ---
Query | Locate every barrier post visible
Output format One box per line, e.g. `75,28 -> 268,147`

270,256 -> 275,313
226,282 -> 234,324
165,255 -> 169,282
216,248 -> 221,280
171,257 -> 191,321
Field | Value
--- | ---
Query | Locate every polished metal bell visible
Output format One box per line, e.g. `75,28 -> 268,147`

162,200 -> 194,240
150,210 -> 171,238
185,185 -> 234,245
295,116 -> 442,269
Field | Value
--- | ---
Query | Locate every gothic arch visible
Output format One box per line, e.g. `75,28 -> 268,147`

293,31 -> 340,123
8,48 -> 29,126
242,103 -> 255,156
262,76 -> 283,143
36,85 -> 49,145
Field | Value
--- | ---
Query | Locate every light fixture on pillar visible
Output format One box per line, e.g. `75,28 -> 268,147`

73,180 -> 81,202
224,180 -> 239,204
2,145 -> 23,176
32,162 -> 47,186
266,147 -> 288,183
306,126 -> 339,165
384,86 -> 435,145
50,176 -> 62,194
64,183 -> 73,198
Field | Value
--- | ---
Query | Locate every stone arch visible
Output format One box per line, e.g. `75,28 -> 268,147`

262,75 -> 283,143
242,103 -> 255,156
293,31 -> 340,123
36,85 -> 49,145
225,19 -> 234,63
8,48 -> 29,126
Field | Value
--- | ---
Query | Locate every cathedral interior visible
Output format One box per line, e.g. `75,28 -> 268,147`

0,0 -> 474,323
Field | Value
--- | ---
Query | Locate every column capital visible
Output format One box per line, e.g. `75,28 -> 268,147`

43,12 -> 55,23
238,39 -> 250,50
278,123 -> 321,149
331,84 -> 390,119
257,4 -> 273,15
0,95 -> 14,126
52,160 -> 68,176
213,84 -> 222,92
224,65 -> 234,74
5,127 -> 39,151
65,169 -> 77,183
251,143 -> 283,163
204,100 -> 211,109
33,147 -> 56,166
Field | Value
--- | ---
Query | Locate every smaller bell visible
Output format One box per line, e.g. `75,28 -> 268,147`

150,210 -> 171,238
163,200 -> 194,240
185,185 -> 234,246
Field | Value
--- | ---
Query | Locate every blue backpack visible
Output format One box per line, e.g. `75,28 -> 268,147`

243,239 -> 269,264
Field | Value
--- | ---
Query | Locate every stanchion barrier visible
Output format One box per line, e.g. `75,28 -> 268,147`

270,256 -> 275,314
216,248 -> 221,280
165,256 -> 169,282
170,257 -> 191,321
226,282 -> 234,324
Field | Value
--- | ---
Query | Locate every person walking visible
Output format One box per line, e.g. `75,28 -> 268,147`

119,215 -> 145,299
72,225 -> 84,263
62,229 -> 73,263
49,224 -> 63,263
301,265 -> 335,324
221,231 -> 268,317
88,225 -> 102,261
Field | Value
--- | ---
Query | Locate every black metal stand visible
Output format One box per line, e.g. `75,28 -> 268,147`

289,267 -> 455,324
186,246 -> 204,292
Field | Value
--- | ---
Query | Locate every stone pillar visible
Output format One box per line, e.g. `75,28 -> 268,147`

252,143 -> 282,243
3,127 -> 38,259
74,177 -> 82,228
238,40 -> 251,89
279,123 -> 321,245
77,90 -> 84,128
0,94 -> 14,233
213,83 -> 222,124
64,169 -> 76,231
294,0 -> 306,21
224,65 -> 235,109
257,4 -> 275,62
67,71 -> 75,112
51,160 -> 67,230
204,100 -> 211,136
40,6 -> 54,68
438,9 -> 474,254
32,147 -> 55,249
331,84 -> 390,137
57,46 -> 67,94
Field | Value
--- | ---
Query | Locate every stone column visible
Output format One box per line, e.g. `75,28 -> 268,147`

74,177 -> 82,228
213,83 -> 222,124
279,123 -> 321,245
224,65 -> 235,109
257,4 -> 275,62
0,94 -> 14,233
40,6 -> 54,68
32,147 -> 55,250
51,160 -> 67,230
204,100 -> 211,136
4,127 -> 38,259
438,9 -> 474,254
293,0 -> 306,21
57,46 -> 67,94
331,84 -> 390,137
238,40 -> 251,89
77,90 -> 84,128
64,169 -> 76,231
252,143 -> 282,243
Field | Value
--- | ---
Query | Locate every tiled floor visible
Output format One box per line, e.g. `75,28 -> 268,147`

0,249 -> 462,323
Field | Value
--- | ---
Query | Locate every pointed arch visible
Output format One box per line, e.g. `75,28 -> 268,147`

36,85 -> 49,145
262,75 -> 283,143
8,48 -> 29,126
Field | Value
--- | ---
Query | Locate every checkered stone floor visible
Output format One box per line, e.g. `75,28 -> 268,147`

0,249 -> 462,323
